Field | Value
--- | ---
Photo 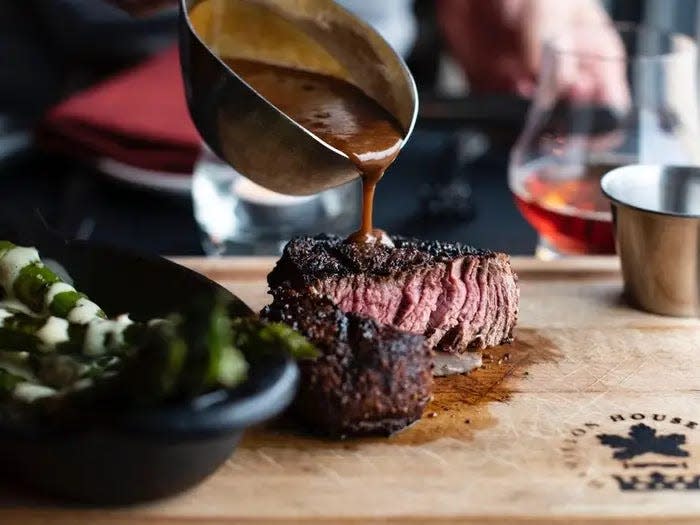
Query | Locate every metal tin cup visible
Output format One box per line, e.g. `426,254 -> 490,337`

601,165 -> 700,317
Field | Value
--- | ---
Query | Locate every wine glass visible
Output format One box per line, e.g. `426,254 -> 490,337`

191,145 -> 361,255
509,23 -> 699,258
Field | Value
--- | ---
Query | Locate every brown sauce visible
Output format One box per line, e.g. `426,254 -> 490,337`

241,330 -> 560,447
223,58 -> 404,245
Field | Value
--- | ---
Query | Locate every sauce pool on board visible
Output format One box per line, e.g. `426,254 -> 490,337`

223,58 -> 404,246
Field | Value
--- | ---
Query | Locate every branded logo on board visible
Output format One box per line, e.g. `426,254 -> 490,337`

598,423 -> 689,460
561,413 -> 699,492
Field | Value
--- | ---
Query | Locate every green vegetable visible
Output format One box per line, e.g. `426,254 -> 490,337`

0,350 -> 33,377
0,241 -> 105,320
32,353 -> 119,389
0,368 -> 26,399
0,241 -> 317,413
231,317 -> 320,360
0,348 -> 117,393
81,299 -> 249,405
0,302 -> 247,407
50,291 -> 85,318
0,240 -> 13,258
13,263 -> 61,312
205,300 -> 247,388
105,297 -> 320,406
106,319 -> 187,402
0,312 -> 46,353
0,309 -> 144,356
176,294 -> 249,397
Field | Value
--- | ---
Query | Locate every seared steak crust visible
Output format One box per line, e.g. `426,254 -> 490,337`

268,235 -> 488,286
262,291 -> 433,437
268,235 -> 519,353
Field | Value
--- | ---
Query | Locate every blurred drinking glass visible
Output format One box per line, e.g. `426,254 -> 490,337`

192,145 -> 360,255
509,23 -> 699,258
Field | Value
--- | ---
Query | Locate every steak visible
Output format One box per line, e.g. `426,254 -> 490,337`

262,290 -> 433,437
268,235 -> 519,371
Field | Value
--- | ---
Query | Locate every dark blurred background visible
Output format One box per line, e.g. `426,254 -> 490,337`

0,0 -> 696,255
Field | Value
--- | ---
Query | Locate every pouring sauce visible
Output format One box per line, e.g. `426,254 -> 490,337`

223,59 -> 404,246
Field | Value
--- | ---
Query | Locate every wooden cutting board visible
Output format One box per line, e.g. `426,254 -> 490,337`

3,256 -> 700,525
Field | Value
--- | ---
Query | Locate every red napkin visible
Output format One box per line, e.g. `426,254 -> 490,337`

39,46 -> 201,174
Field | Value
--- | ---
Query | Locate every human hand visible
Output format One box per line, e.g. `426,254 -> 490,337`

436,0 -> 629,109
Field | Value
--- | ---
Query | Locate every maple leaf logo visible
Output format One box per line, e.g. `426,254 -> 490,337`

597,423 -> 690,460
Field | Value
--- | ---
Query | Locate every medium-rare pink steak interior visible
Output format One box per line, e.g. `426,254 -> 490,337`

268,235 -> 519,375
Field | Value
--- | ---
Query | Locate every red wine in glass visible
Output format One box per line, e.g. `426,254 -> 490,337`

511,161 -> 618,255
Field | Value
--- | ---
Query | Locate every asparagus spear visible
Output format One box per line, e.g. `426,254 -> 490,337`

0,367 -> 57,403
0,308 -> 144,356
0,345 -> 119,390
0,368 -> 30,399
0,297 -> 249,405
176,295 -> 247,396
113,297 -> 248,403
230,317 -> 319,361
52,297 -> 249,407
0,241 -> 105,321
0,241 -> 317,411
32,353 -> 120,389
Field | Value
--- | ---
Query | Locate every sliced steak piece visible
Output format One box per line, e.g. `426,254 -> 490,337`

262,290 -> 433,437
268,235 -> 519,360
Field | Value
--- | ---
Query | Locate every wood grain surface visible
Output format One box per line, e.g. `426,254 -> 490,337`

3,256 -> 700,525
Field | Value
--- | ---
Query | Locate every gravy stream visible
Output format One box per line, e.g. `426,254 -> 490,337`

223,59 -> 404,245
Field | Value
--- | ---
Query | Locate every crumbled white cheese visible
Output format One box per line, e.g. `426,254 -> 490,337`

67,298 -> 102,324
36,317 -> 71,351
45,282 -> 76,309
0,246 -> 40,292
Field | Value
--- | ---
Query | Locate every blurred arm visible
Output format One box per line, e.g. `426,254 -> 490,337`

435,0 -> 611,97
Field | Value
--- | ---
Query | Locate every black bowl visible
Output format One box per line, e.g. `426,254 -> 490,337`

0,239 -> 298,504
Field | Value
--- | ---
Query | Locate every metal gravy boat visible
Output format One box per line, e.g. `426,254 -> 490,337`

179,0 -> 418,195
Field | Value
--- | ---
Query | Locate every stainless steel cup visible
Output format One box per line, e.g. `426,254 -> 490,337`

601,165 -> 700,317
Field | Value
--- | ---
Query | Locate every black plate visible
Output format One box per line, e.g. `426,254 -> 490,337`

0,238 -> 298,504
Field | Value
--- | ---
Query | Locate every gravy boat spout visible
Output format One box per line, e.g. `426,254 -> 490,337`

179,0 -> 418,196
